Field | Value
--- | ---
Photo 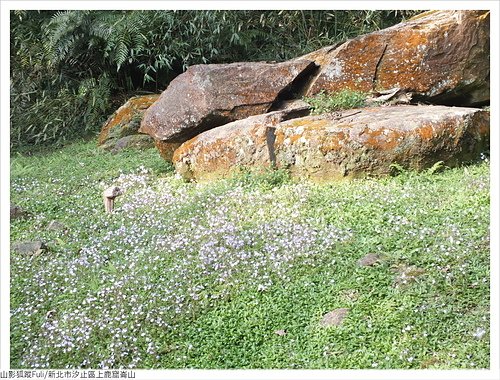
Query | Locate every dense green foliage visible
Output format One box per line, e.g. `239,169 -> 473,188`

11,141 -> 489,369
10,10 -> 420,150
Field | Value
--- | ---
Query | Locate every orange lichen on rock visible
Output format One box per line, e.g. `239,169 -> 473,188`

173,111 -> 293,181
359,127 -> 402,151
274,118 -> 328,148
179,105 -> 488,182
375,32 -> 432,92
318,131 -> 347,154
416,125 -> 435,140
98,94 -> 160,145
155,140 -> 181,162
290,118 -> 330,129
273,105 -> 489,181
174,105 -> 489,182
305,10 -> 489,106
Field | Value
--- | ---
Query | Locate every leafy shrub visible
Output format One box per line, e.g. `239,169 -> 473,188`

304,89 -> 368,114
10,11 -> 115,149
10,75 -> 113,148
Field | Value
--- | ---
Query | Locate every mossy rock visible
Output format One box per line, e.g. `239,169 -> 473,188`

98,94 -> 159,146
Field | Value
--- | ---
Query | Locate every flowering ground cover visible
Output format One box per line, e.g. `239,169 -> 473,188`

10,141 -> 490,369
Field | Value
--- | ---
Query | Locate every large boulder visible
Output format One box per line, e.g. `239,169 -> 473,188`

275,105 -> 489,180
139,60 -> 317,144
98,94 -> 159,150
173,108 -> 309,181
154,100 -> 311,163
302,10 -> 490,106
173,105 -> 489,182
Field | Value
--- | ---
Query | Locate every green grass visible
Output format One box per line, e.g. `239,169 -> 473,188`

303,89 -> 368,115
10,140 -> 490,369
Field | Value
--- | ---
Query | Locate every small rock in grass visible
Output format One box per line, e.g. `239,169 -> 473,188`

274,329 -> 287,336
47,220 -> 67,231
11,240 -> 47,255
10,204 -> 28,220
358,253 -> 382,267
320,308 -> 349,327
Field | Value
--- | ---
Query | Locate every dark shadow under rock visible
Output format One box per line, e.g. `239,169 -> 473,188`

100,134 -> 155,153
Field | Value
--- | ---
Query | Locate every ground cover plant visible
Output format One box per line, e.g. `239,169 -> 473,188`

304,89 -> 368,114
10,141 -> 490,369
